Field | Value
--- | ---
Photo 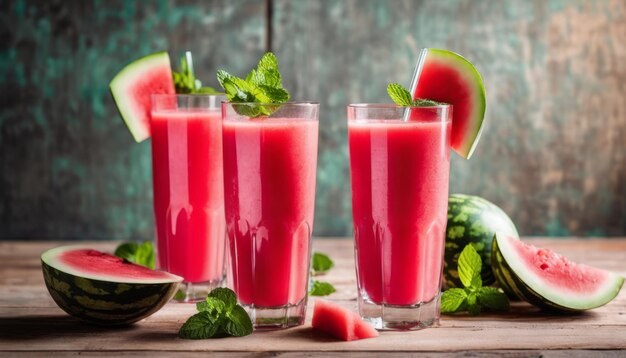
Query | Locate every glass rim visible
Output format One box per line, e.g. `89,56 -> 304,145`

151,93 -> 226,99
221,101 -> 320,106
348,103 -> 451,109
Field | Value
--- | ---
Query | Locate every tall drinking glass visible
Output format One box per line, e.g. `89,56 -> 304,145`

151,94 -> 226,302
222,102 -> 319,329
348,104 -> 452,330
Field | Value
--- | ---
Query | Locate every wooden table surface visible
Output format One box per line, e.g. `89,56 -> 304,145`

0,238 -> 625,357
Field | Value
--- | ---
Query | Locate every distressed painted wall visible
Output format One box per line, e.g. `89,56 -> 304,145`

274,0 -> 626,237
0,0 -> 624,240
0,0 -> 266,239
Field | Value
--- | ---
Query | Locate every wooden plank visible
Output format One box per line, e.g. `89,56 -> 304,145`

0,239 -> 625,353
1,351 -> 625,358
2,351 -> 626,358
1,316 -> 624,352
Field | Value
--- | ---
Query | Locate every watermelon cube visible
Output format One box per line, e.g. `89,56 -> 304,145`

312,299 -> 379,341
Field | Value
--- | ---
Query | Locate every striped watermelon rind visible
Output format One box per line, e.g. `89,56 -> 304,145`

492,233 -> 625,312
41,246 -> 182,326
411,49 -> 486,159
109,51 -> 175,143
444,194 -> 519,290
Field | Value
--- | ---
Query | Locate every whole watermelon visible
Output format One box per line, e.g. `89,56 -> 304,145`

444,194 -> 518,289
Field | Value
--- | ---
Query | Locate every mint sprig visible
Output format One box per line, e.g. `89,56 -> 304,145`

173,51 -> 220,95
114,241 -> 155,269
387,83 -> 444,107
309,280 -> 336,296
312,252 -> 334,276
179,288 -> 252,339
308,251 -> 336,296
440,245 -> 509,315
217,52 -> 290,117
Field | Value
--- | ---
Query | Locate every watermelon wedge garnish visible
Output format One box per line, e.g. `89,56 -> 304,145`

492,233 -> 624,311
409,48 -> 486,159
109,52 -> 175,142
312,299 -> 379,341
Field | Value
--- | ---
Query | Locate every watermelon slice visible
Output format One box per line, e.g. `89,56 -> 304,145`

492,233 -> 624,312
110,52 -> 175,142
409,48 -> 486,159
42,245 -> 182,325
312,299 -> 379,341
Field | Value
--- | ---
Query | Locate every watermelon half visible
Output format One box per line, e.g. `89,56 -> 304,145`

312,299 -> 379,341
109,52 -> 175,142
410,48 -> 486,159
42,245 -> 182,326
492,233 -> 624,312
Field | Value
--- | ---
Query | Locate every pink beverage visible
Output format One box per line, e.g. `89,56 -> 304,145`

151,94 -> 226,302
222,102 -> 319,329
348,104 -> 452,330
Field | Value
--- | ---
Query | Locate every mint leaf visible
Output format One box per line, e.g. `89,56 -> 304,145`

311,252 -> 334,276
225,305 -> 253,337
196,296 -> 227,319
458,244 -> 482,288
114,241 -> 155,269
477,287 -> 510,311
217,52 -> 290,117
387,83 -> 413,106
440,288 -> 468,313
256,52 -> 282,87
174,289 -> 186,301
135,241 -> 155,269
179,288 -> 252,340
173,52 -> 220,95
466,291 -> 481,315
441,245 -> 510,316
178,312 -> 221,339
412,98 -> 445,107
218,72 -> 259,103
196,86 -> 221,94
387,83 -> 446,107
173,53 -> 196,94
309,280 -> 336,296
468,303 -> 482,315
257,52 -> 278,75
114,242 -> 138,261
259,85 -> 289,102
208,287 -> 237,310
231,103 -> 266,117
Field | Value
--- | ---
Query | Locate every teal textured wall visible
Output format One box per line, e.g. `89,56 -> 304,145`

1,0 -> 625,239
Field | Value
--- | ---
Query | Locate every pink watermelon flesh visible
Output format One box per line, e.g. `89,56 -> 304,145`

416,60 -> 470,149
45,247 -> 182,284
411,49 -> 486,159
128,68 -> 174,139
110,52 -> 175,143
312,299 -> 379,341
496,232 -> 624,310
503,235 -> 611,295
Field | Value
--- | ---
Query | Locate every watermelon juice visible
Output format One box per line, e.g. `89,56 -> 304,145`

348,104 -> 452,330
222,102 -> 319,329
150,94 -> 226,301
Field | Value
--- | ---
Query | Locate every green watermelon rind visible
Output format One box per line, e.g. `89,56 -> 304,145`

41,246 -> 182,325
492,233 -> 625,311
418,49 -> 486,159
109,51 -> 173,143
443,194 -> 518,290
